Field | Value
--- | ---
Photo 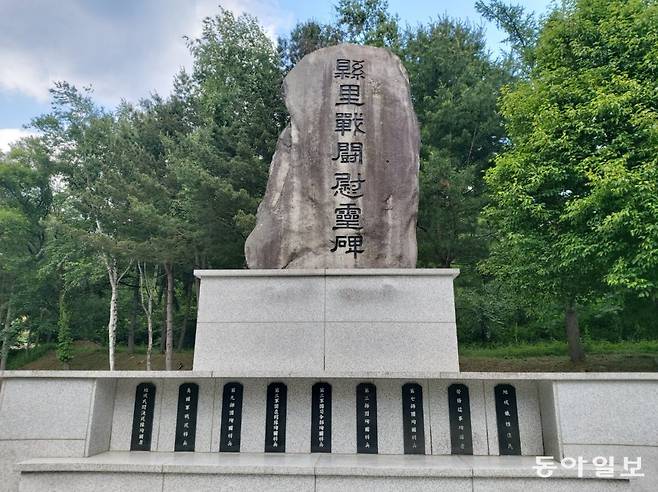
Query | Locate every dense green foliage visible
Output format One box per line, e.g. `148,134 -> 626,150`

484,0 -> 658,359
0,0 -> 656,369
56,293 -> 73,366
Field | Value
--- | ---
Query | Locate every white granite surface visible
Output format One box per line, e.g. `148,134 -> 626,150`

3,370 -> 658,380
0,379 -> 94,440
85,379 -> 116,456
556,381 -> 658,446
193,269 -> 461,374
324,322 -> 458,373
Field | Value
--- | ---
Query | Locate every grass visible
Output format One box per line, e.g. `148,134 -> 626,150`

5,339 -> 657,372
11,341 -> 195,371
458,339 -> 658,372
459,339 -> 658,359
5,343 -> 56,370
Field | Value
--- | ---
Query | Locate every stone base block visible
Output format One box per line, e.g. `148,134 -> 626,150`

193,269 -> 460,374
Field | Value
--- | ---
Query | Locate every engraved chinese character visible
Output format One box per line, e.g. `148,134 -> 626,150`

351,60 -> 365,79
333,203 -> 362,230
335,112 -> 365,136
332,142 -> 363,164
336,84 -> 363,105
334,58 -> 351,79
331,234 -> 365,258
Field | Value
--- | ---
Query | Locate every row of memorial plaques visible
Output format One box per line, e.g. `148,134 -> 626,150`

130,382 -> 521,456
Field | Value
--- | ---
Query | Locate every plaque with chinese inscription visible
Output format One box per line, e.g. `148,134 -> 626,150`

311,382 -> 332,453
174,383 -> 199,452
130,382 -> 156,451
356,382 -> 378,454
494,384 -> 521,455
448,383 -> 473,455
401,382 -> 425,454
265,382 -> 287,452
220,382 -> 244,452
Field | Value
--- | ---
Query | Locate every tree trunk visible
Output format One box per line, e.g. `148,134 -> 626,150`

565,302 -> 586,363
160,300 -> 166,354
177,282 -> 192,351
128,280 -> 139,354
0,302 -> 12,371
164,262 -> 174,371
108,275 -> 119,371
138,262 -> 156,371
146,313 -> 153,371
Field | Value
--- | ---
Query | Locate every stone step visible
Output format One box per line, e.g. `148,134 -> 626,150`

17,452 -> 631,492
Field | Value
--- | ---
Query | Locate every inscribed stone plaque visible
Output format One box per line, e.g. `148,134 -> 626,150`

356,382 -> 378,453
174,383 -> 199,452
220,382 -> 243,452
311,382 -> 332,453
448,383 -> 473,455
245,44 -> 420,269
265,382 -> 287,452
401,382 -> 425,454
495,384 -> 521,455
130,382 -> 156,451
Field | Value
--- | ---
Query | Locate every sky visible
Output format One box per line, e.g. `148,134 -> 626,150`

0,0 -> 552,152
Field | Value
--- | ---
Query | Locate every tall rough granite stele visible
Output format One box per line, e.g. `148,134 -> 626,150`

245,44 -> 419,268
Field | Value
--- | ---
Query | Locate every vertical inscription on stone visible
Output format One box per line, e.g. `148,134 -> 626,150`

265,382 -> 287,452
330,58 -> 367,259
448,383 -> 473,455
495,384 -> 521,455
356,382 -> 378,453
130,382 -> 156,451
174,382 -> 199,452
402,383 -> 426,454
311,382 -> 332,453
220,382 -> 244,452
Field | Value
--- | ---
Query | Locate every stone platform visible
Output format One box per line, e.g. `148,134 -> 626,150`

1,371 -> 656,491
193,269 -> 460,373
16,452 -> 631,491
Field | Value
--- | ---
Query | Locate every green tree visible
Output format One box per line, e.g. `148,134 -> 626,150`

475,0 -> 540,74
56,291 -> 73,368
278,20 -> 343,71
0,139 -> 54,368
484,0 -> 658,361
335,0 -> 401,48
33,83 -> 139,370
404,18 -> 511,269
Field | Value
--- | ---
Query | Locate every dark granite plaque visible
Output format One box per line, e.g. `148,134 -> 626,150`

130,382 -> 156,451
495,384 -> 521,455
448,383 -> 473,455
311,382 -> 332,453
174,382 -> 199,452
265,382 -> 287,452
356,382 -> 378,454
401,382 -> 425,454
220,382 -> 244,452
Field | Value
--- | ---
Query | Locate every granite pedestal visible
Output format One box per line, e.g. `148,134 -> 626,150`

193,269 -> 461,374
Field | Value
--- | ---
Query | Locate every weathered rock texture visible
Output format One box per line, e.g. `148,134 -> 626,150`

245,44 -> 419,268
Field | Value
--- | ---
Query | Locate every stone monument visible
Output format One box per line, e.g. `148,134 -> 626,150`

245,44 -> 419,269
0,44 -> 651,492
194,44 -> 460,375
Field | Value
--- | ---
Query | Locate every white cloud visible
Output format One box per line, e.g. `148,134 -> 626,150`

0,0 -> 293,108
0,129 -> 37,153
